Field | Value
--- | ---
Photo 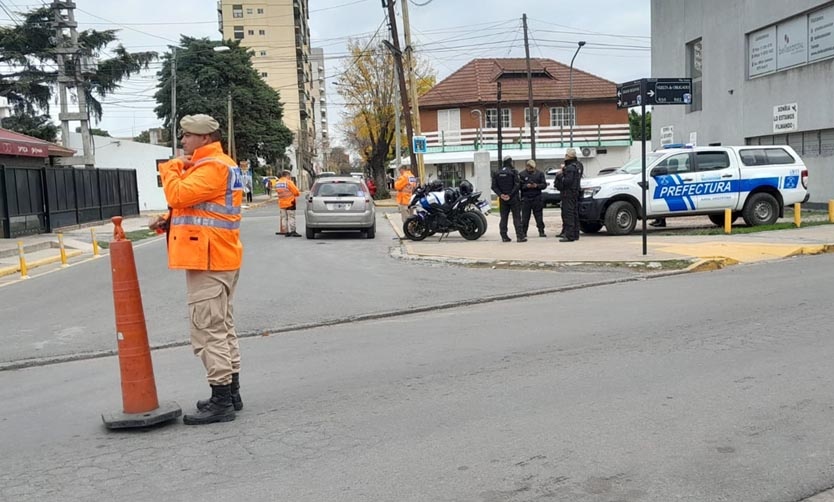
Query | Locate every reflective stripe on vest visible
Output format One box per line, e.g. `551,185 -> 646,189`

170,216 -> 240,230
189,157 -> 244,214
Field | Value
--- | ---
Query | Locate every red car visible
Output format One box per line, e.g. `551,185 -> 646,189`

365,178 -> 377,197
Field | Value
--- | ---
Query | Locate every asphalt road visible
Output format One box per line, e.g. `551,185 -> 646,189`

2,254 -> 834,501
0,204 -> 641,365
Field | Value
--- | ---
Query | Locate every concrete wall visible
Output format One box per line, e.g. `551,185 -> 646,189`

651,0 -> 834,203
68,133 -> 169,211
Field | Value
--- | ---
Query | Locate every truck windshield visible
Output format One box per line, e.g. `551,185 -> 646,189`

618,153 -> 665,174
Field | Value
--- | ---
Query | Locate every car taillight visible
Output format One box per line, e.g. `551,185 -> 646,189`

801,169 -> 808,189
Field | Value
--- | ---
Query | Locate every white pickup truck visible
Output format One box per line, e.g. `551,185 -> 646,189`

578,145 -> 809,235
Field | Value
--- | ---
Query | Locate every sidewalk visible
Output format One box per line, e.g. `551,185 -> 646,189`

387,210 -> 834,271
0,194 -> 274,278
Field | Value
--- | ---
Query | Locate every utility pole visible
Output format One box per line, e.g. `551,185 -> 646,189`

383,0 -> 417,175
170,50 -> 177,157
52,0 -> 94,167
522,13 -> 536,161
394,81 -> 401,169
400,0 -> 425,183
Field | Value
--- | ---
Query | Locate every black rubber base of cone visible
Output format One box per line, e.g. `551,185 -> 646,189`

102,401 -> 182,430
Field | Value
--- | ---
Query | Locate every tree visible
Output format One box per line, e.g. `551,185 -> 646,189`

153,37 -> 294,167
0,6 -> 156,120
337,36 -> 436,193
629,109 -> 652,141
326,146 -> 352,174
1,114 -> 58,142
76,127 -> 110,137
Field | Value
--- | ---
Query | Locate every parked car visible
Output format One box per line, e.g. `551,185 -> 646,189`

305,176 -> 376,239
542,168 -> 561,207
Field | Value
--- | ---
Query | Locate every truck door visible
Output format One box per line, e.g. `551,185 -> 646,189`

693,150 -> 739,211
649,152 -> 695,215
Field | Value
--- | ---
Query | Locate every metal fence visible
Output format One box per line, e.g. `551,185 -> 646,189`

0,166 -> 139,239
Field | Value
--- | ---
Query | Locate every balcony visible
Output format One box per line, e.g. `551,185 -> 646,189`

422,124 -> 631,153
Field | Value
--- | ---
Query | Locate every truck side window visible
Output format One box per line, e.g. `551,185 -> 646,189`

657,153 -> 692,174
696,151 -> 730,171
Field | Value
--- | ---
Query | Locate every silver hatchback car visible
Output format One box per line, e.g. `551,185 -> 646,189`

305,176 -> 376,239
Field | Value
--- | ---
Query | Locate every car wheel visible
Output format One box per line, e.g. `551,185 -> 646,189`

305,227 -> 315,239
365,223 -> 376,239
604,201 -> 638,235
742,193 -> 779,226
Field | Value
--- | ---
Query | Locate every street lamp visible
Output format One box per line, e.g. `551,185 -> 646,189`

470,109 -> 483,149
568,40 -> 586,147
170,45 -> 230,156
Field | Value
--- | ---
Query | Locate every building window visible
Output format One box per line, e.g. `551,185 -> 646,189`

524,107 -> 540,127
232,4 -> 243,18
259,50 -> 267,57
259,29 -> 266,36
500,108 -> 511,128
485,108 -> 498,128
233,26 -> 244,40
246,8 -> 253,14
257,8 -> 264,14
687,38 -> 703,112
261,72 -> 268,78
549,106 -> 575,127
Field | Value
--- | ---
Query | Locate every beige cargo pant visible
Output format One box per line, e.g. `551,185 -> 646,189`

399,204 -> 412,223
186,269 -> 240,386
279,208 -> 296,233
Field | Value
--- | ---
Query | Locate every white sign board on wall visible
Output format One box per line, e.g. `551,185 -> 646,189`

749,26 -> 777,77
777,16 -> 809,69
809,5 -> 834,62
773,103 -> 798,133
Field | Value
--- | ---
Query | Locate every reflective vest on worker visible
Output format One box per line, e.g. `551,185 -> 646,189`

158,141 -> 243,271
395,169 -> 418,205
274,175 -> 300,209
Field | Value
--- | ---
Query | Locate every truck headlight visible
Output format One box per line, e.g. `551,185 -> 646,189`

582,187 -> 601,198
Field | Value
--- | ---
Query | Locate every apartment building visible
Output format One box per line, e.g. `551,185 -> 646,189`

217,0 -> 315,175
310,47 -> 330,174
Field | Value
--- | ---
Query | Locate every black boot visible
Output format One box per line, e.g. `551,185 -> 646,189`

197,373 -> 243,411
184,384 -> 236,425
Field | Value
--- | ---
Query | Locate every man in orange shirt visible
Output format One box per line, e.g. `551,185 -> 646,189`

274,170 -> 301,237
394,165 -> 418,222
153,114 -> 244,425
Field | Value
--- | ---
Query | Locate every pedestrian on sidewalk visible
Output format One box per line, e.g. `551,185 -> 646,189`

154,114 -> 244,426
492,156 -> 524,242
241,160 -> 253,204
558,148 -> 583,242
519,159 -> 547,238
275,170 -> 301,237
394,165 -> 418,222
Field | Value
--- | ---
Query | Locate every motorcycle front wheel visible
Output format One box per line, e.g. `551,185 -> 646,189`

403,216 -> 431,241
458,211 -> 486,240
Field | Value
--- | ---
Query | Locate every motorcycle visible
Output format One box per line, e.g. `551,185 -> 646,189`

403,182 -> 490,241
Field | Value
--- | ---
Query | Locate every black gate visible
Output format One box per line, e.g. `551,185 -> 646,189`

0,165 -> 140,239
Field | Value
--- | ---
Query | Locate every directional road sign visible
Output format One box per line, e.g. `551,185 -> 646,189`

616,79 -> 643,109
646,78 -> 693,105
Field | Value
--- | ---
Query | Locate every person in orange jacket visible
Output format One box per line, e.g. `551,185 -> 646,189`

151,114 -> 244,426
274,170 -> 301,237
394,165 -> 418,222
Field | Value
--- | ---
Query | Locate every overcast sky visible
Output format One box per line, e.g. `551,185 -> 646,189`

3,0 -> 650,147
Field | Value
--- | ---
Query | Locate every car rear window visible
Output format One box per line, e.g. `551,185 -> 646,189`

739,148 -> 796,166
313,181 -> 362,196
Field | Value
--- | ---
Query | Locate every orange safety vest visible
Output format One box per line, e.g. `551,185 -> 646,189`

394,170 -> 418,205
274,176 -> 300,209
158,142 -> 243,271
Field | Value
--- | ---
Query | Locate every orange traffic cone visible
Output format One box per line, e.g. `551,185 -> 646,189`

102,216 -> 181,429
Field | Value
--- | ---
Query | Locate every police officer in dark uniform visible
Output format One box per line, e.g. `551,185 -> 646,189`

491,156 -> 524,242
559,148 -> 583,242
519,159 -> 547,238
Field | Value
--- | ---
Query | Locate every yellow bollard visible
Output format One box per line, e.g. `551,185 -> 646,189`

58,232 -> 68,267
91,228 -> 100,257
794,202 -> 801,228
724,208 -> 732,234
829,200 -> 834,223
17,241 -> 29,279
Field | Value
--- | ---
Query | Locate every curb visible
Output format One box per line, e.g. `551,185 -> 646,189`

0,250 -> 83,278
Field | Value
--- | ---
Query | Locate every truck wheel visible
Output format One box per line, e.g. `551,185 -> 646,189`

579,221 -> 603,234
742,193 -> 779,226
604,201 -> 637,235
708,214 -> 738,227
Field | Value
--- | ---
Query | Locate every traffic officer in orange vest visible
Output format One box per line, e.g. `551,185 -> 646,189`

274,170 -> 301,237
394,165 -> 418,222
153,114 -> 244,425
